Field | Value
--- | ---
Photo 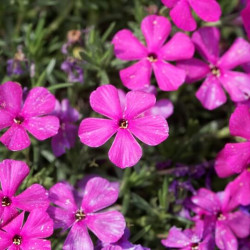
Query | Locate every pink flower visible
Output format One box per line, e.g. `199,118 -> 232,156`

0,81 -> 59,151
162,0 -> 221,31
241,0 -> 250,40
0,159 -> 50,227
51,99 -> 80,157
112,15 -> 194,91
78,85 -> 169,168
215,105 -> 250,177
177,27 -> 250,110
48,177 -> 126,250
0,210 -> 53,249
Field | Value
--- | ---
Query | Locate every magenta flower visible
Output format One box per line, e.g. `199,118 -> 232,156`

78,85 -> 169,168
51,99 -> 80,157
191,188 -> 250,250
0,210 -> 53,249
48,177 -> 126,250
161,221 -> 215,249
0,81 -> 59,151
112,15 -> 194,91
215,104 -> 250,177
177,27 -> 250,110
241,0 -> 250,40
162,0 -> 221,31
0,159 -> 50,227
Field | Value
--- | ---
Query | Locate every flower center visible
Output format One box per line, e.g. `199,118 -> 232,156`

147,52 -> 158,63
191,243 -> 199,250
2,196 -> 11,207
217,212 -> 226,221
13,235 -> 22,245
14,116 -> 24,124
210,65 -> 221,77
75,210 -> 86,221
119,119 -> 128,129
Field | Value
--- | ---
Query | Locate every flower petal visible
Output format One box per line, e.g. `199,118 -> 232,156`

129,115 -> 169,146
81,177 -> 119,213
108,129 -> 142,168
0,124 -> 30,151
90,85 -> 123,120
120,59 -> 152,90
196,76 -> 227,110
63,223 -> 93,250
241,3 -> 250,40
189,0 -> 221,22
0,205 -> 19,228
2,211 -> 24,234
22,116 -> 59,140
161,0 -> 179,8
21,87 -> 56,118
141,15 -> 171,51
60,99 -> 80,122
159,32 -> 194,61
0,230 -> 12,249
21,239 -> 51,250
218,38 -> 250,70
215,142 -> 250,177
0,159 -> 29,196
86,211 -> 126,243
0,109 -> 14,130
147,99 -> 174,119
78,118 -> 118,147
112,30 -> 147,60
153,60 -> 186,91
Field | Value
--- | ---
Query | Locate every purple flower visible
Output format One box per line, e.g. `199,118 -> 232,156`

0,81 -> 59,151
162,0 -> 221,31
0,210 -> 53,249
51,99 -> 80,157
0,159 -> 49,227
48,177 -> 126,250
215,104 -> 250,177
78,85 -> 169,168
177,27 -> 250,110
241,0 -> 250,40
112,15 -> 194,91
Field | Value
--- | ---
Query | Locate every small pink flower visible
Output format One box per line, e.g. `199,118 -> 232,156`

162,0 -> 221,31
177,27 -> 250,110
78,85 -> 169,168
112,15 -> 194,91
0,210 -> 53,249
241,0 -> 250,40
48,177 -> 126,250
0,81 -> 60,151
0,159 -> 50,227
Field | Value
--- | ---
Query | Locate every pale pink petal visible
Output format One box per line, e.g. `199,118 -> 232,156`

90,85 -> 122,120
0,159 -> 29,196
218,38 -> 250,70
147,99 -> 174,119
189,0 -> 221,22
63,223 -> 93,250
0,230 -> 12,249
129,115 -> 169,146
79,118 -> 118,147
215,222 -> 238,250
159,32 -> 194,61
124,91 -> 156,119
153,60 -> 186,91
86,211 -> 126,243
161,0 -> 179,8
141,15 -> 171,51
192,27 -> 220,64
108,129 -> 142,168
219,71 -> 250,102
2,211 -> 24,234
13,184 -> 49,211
21,210 -> 53,238
196,76 -> 227,110
241,3 -> 250,40
112,30 -> 147,60
21,239 -> 51,250
229,105 -> 250,140
170,0 -> 196,31
176,58 -> 210,83
0,110 -> 14,130
21,87 -> 56,118
49,182 -> 77,211
0,81 -> 22,116
81,177 -> 119,213
0,124 -> 30,151
120,60 -> 152,90
215,142 -> 250,177
22,116 -> 59,140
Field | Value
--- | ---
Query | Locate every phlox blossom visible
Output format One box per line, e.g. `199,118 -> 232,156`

0,81 -> 59,151
241,0 -> 250,40
112,15 -> 194,91
78,84 -> 169,168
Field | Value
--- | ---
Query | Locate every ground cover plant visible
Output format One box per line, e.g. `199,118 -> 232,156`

0,0 -> 250,249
